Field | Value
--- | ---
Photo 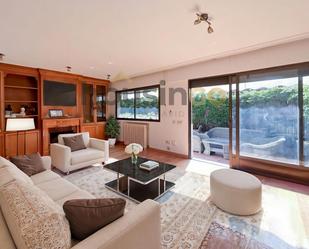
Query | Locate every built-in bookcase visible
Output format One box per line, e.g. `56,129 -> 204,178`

4,74 -> 39,127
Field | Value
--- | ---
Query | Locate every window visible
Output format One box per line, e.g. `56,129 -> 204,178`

116,85 -> 160,121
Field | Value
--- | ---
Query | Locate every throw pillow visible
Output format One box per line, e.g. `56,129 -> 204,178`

10,152 -> 45,177
63,134 -> 86,152
63,198 -> 126,240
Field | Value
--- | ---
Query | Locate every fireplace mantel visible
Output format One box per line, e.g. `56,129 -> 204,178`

42,117 -> 81,155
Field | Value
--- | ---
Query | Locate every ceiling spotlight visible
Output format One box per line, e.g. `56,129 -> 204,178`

66,66 -> 72,72
0,53 -> 5,61
194,12 -> 214,34
207,25 -> 214,34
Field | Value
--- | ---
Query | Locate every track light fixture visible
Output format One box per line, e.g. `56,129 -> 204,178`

66,66 -> 72,72
194,12 -> 214,34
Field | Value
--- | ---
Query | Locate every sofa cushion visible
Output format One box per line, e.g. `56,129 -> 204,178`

56,190 -> 94,207
0,165 -> 33,187
0,209 -> 16,249
0,180 -> 71,249
36,177 -> 80,201
63,198 -> 126,240
63,135 -> 87,152
59,132 -> 90,147
71,148 -> 104,165
30,170 -> 61,185
10,153 -> 45,176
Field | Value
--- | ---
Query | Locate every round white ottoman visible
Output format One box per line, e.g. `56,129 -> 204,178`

210,169 -> 262,215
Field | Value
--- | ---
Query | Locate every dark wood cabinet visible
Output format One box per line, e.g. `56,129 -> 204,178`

0,133 -> 4,157
4,130 -> 40,157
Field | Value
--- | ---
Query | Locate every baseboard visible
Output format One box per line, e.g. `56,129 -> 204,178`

147,146 -> 189,159
117,141 -> 189,159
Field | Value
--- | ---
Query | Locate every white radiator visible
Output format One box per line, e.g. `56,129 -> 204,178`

123,122 -> 148,148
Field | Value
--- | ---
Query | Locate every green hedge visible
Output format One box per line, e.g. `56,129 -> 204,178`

192,85 -> 309,129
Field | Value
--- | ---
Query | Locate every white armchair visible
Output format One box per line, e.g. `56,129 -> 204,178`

50,132 -> 109,174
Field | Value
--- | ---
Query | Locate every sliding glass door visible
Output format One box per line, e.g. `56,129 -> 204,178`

190,77 -> 230,164
238,69 -> 299,164
190,63 -> 309,180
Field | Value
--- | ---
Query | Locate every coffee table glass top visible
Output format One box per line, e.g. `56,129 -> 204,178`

104,157 -> 176,184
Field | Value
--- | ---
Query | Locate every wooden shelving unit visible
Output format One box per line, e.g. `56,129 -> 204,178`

3,74 -> 39,128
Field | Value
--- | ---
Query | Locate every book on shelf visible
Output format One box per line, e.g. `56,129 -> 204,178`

139,160 -> 159,171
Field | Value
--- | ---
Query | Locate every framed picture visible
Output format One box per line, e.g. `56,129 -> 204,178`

49,109 -> 64,118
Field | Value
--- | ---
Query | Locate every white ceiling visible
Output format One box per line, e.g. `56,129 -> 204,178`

1,0 -> 309,81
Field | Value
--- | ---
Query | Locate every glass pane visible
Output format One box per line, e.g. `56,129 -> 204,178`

135,87 -> 159,120
82,83 -> 94,123
117,91 -> 135,119
96,85 -> 106,122
239,69 -> 299,164
303,76 -> 309,166
191,85 -> 229,163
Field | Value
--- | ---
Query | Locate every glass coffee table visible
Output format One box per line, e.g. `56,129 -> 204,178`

104,157 -> 176,203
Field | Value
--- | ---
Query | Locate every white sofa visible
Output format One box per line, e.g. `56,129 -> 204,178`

0,156 -> 161,249
50,132 -> 109,174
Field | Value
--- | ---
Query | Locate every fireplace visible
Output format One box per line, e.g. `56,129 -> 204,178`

42,118 -> 81,155
49,126 -> 77,144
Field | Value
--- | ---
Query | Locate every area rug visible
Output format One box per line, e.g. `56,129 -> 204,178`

63,165 -> 305,249
64,165 -> 217,248
199,222 -> 272,249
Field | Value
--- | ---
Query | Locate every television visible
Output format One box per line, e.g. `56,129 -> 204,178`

43,80 -> 76,106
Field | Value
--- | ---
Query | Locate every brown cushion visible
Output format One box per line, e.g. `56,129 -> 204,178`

63,198 -> 126,240
63,134 -> 86,152
10,152 -> 45,176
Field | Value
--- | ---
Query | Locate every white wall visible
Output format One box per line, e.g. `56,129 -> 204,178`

108,38 -> 309,156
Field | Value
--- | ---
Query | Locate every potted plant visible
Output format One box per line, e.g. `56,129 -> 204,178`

105,115 -> 120,147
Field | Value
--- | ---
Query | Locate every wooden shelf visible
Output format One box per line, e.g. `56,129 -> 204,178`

4,85 -> 38,90
5,100 -> 38,103
5,115 -> 38,119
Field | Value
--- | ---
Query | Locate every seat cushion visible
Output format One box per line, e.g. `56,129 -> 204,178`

0,180 -> 71,249
0,209 -> 16,249
30,170 -> 61,185
36,178 -> 79,201
71,148 -> 104,165
55,189 -> 94,207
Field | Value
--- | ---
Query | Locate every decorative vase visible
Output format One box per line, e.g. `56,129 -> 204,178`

131,153 -> 138,164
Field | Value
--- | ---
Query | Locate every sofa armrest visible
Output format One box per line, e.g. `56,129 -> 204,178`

41,156 -> 51,170
71,199 -> 161,249
50,143 -> 71,173
89,138 -> 109,163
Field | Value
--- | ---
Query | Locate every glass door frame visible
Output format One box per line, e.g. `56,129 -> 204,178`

188,75 -> 233,165
188,62 -> 309,184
